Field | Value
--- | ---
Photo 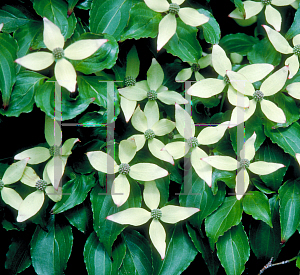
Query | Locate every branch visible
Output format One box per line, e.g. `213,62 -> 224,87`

258,256 -> 297,274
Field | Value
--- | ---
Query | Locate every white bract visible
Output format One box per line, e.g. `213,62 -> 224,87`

229,0 -> 295,31
14,115 -> 79,190
86,139 -> 169,207
144,0 -> 209,50
15,17 -> 107,92
286,82 -> 300,99
119,58 -> 188,122
17,167 -> 62,222
296,153 -> 300,165
106,180 -> 199,259
187,44 -> 274,108
163,103 -> 229,187
263,25 -> 300,79
202,132 -> 285,200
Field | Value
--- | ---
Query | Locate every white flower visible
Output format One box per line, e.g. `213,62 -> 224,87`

15,18 -> 107,92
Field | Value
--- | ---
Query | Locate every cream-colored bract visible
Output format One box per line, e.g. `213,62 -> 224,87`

106,181 -> 199,259
15,18 -> 107,92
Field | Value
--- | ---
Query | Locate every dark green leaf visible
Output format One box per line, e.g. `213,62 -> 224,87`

279,178 -> 300,242
233,0 -> 245,15
30,216 -> 73,275
112,239 -> 126,274
251,178 -> 276,194
212,169 -> 236,190
52,174 -> 96,214
66,0 -> 79,13
120,2 -> 162,41
0,71 -> 46,117
216,223 -> 250,275
0,32 -> 18,108
90,0 -> 133,41
286,6 -> 300,40
198,9 -> 221,44
220,33 -> 259,55
242,191 -> 272,227
83,231 -> 112,275
205,197 -> 243,245
165,18 -> 202,63
76,0 -> 92,10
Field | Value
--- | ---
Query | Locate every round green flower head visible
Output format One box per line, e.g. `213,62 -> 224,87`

124,76 -> 136,87
151,208 -> 162,220
191,63 -> 201,72
147,90 -> 158,101
35,179 -> 48,191
187,137 -> 199,148
49,145 -> 61,157
223,74 -> 231,85
144,129 -> 155,140
118,163 -> 130,175
293,45 -> 300,56
52,47 -> 64,60
239,159 -> 250,170
261,0 -> 271,5
0,179 -> 4,191
168,3 -> 180,15
253,90 -> 264,102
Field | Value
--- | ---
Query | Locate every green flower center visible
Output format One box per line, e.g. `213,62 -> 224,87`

124,76 -> 136,87
151,208 -> 162,220
239,159 -> 250,170
191,63 -> 201,72
293,44 -> 300,56
35,179 -> 47,191
52,47 -> 64,60
0,179 -> 4,191
118,163 -> 130,175
147,90 -> 158,101
187,137 -> 199,148
168,3 -> 180,15
49,145 -> 61,157
223,74 -> 231,85
253,90 -> 264,102
168,132 -> 174,140
144,129 -> 155,140
261,0 -> 271,5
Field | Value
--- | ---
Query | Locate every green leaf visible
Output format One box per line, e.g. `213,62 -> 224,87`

66,0 -> 79,13
232,0 -> 245,15
120,2 -> 162,41
34,80 -> 93,121
64,201 -> 92,233
83,231 -> 112,275
242,191 -> 272,227
90,182 -> 142,255
279,178 -> 300,242
30,216 -> 73,275
74,33 -> 118,74
179,170 -> 225,227
5,236 -> 31,274
186,223 -> 220,275
264,122 -> 300,158
155,223 -> 198,275
52,174 -> 96,214
0,71 -> 46,117
90,0 -> 133,41
164,18 -> 202,63
247,38 -> 281,66
0,32 -> 18,108
249,195 -> 281,260
0,5 -> 36,33
111,239 -> 126,274
205,197 -> 243,245
121,230 -> 153,275
255,139 -> 290,191
286,6 -> 300,40
198,9 -> 221,44
220,33 -> 259,55
251,178 -> 276,194
216,223 -> 250,275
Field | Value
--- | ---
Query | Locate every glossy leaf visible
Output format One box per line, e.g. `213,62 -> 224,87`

286,7 -> 300,40
198,9 -> 221,44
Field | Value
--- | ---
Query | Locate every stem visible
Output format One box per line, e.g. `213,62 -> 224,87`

258,256 -> 297,274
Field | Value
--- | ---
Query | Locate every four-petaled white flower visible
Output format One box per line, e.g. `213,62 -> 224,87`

0,159 -> 29,210
15,17 -> 107,92
119,58 -> 188,122
202,132 -> 285,200
187,44 -> 274,108
263,25 -> 300,79
86,139 -> 169,207
163,103 -> 229,187
129,105 -> 175,164
17,167 -> 62,222
106,180 -> 199,259
229,0 -> 295,32
144,0 -> 209,51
